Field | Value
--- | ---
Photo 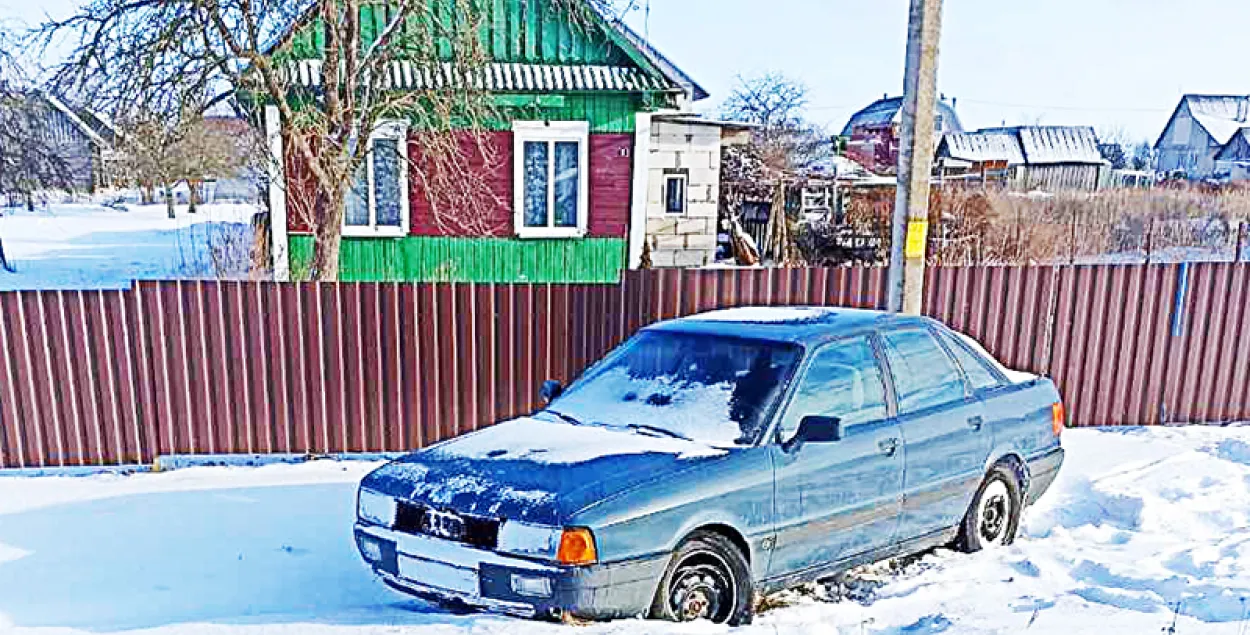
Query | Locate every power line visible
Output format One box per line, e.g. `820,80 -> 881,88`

955,98 -> 1171,113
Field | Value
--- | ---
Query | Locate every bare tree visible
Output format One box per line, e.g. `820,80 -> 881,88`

40,0 -> 621,280
116,111 -> 191,217
722,72 -> 831,172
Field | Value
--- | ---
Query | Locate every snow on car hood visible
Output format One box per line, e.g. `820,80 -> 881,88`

436,417 -> 727,464
361,417 -> 728,525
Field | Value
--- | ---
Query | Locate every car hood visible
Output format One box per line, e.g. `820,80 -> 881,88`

361,417 -> 729,526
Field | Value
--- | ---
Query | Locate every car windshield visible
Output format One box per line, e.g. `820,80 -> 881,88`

549,331 -> 802,447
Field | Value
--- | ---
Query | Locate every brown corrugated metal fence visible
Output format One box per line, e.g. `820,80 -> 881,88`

1,264 -> 1248,468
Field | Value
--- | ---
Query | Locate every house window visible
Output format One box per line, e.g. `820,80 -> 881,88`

513,121 -> 589,238
664,171 -> 688,214
344,120 -> 409,238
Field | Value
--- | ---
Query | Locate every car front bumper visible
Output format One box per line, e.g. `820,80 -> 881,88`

354,523 -> 668,620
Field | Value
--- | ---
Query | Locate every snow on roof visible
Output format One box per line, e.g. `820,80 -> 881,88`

1184,95 -> 1250,145
1015,126 -> 1103,165
946,126 -> 1103,166
1217,128 -> 1250,161
686,307 -> 840,324
841,96 -> 963,136
652,114 -> 758,129
39,93 -> 109,148
941,130 -> 1026,165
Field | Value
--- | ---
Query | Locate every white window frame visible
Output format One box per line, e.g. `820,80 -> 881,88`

342,120 -> 409,238
663,172 -> 689,215
513,121 -> 590,239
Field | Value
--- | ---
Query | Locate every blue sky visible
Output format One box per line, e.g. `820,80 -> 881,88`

4,0 -> 1248,141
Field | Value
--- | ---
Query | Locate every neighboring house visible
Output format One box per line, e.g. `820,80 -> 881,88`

1,92 -> 117,193
840,94 -> 963,175
937,126 -> 1108,192
1215,128 -> 1250,183
265,1 -> 711,283
1154,95 -> 1250,180
644,115 -> 753,267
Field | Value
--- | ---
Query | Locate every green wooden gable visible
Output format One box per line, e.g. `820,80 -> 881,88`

284,1 -> 665,81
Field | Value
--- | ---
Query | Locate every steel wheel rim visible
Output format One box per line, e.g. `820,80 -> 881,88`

668,552 -> 736,623
978,479 -> 1011,547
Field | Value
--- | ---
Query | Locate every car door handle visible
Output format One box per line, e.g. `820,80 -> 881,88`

878,438 -> 900,457
967,416 -> 984,431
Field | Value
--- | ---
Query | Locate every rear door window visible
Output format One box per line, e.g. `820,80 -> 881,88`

881,329 -> 968,414
777,336 -> 889,442
938,331 -> 1003,391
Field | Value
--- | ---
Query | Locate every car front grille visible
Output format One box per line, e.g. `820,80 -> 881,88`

393,500 -> 500,550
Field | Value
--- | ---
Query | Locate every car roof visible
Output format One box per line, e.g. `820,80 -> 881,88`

644,306 -> 935,347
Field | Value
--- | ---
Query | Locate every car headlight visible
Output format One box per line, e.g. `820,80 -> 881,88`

357,489 -> 397,527
496,521 -> 561,559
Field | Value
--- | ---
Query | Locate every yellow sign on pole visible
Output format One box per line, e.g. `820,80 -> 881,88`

905,219 -> 930,260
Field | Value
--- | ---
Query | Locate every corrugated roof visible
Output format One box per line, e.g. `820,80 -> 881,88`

840,96 -> 963,136
1184,95 -> 1250,145
940,126 -> 1103,166
1015,126 -> 1103,164
941,130 -> 1025,165
285,60 -> 671,93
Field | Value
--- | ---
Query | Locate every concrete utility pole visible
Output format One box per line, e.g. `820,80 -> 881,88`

887,0 -> 944,315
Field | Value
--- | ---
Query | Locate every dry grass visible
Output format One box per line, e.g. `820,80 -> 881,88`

842,184 -> 1250,266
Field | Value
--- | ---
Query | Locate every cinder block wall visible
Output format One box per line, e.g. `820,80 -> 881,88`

645,120 -> 722,268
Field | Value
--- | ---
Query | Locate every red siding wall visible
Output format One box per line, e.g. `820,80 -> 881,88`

588,134 -> 633,238
409,132 -> 514,237
290,131 -> 634,240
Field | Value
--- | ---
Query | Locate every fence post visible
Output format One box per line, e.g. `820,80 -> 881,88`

1237,221 -> 1246,263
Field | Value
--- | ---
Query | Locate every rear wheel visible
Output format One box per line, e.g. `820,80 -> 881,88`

957,464 -> 1023,552
650,531 -> 754,626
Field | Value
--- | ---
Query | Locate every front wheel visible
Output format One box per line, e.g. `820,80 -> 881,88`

649,531 -> 754,625
957,464 -> 1023,552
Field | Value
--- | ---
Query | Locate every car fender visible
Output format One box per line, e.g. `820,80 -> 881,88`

983,446 -> 1031,492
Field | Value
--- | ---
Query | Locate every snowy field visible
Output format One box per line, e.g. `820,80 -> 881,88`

1,426 -> 1248,634
0,203 -> 259,291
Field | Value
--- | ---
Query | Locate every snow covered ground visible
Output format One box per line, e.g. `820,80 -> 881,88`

1,426 -> 1248,634
0,202 -> 259,291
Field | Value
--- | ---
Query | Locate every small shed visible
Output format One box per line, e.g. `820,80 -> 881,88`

937,126 -> 1108,191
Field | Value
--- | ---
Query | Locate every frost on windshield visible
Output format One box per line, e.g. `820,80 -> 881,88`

552,332 -> 801,446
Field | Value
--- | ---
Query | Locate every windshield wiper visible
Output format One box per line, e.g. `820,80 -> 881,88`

544,409 -> 586,427
626,424 -> 691,441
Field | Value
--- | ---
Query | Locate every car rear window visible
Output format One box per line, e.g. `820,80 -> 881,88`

938,331 -> 1003,391
881,329 -> 968,414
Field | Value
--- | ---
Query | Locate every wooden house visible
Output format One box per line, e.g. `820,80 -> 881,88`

840,94 -> 963,175
263,1 -> 717,283
1155,95 -> 1250,180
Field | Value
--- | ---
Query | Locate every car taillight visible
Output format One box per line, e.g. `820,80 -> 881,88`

1052,402 -> 1066,437
556,528 -> 597,566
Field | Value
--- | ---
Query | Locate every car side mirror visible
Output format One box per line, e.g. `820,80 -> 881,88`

540,380 -> 564,403
783,416 -> 842,453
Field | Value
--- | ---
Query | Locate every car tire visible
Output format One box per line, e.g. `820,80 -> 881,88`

649,531 -> 754,626
956,464 -> 1023,553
